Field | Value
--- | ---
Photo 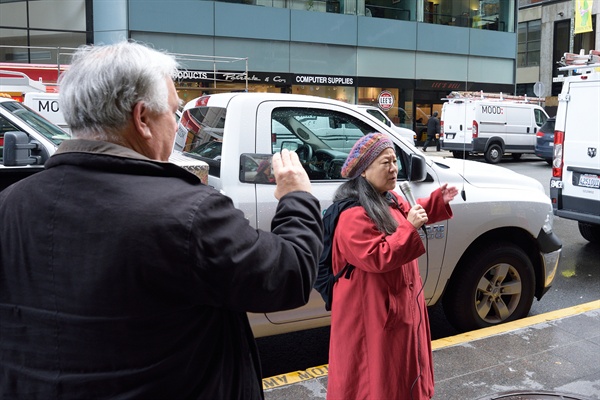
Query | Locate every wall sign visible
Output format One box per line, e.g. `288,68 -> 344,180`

377,90 -> 394,111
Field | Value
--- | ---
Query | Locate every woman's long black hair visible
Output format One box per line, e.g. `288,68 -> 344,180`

333,176 -> 398,235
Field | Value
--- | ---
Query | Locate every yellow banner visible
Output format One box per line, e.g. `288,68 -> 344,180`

574,0 -> 594,34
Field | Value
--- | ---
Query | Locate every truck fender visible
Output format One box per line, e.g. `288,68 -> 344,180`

483,137 -> 505,152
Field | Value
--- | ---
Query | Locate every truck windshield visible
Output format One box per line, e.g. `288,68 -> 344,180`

0,101 -> 70,146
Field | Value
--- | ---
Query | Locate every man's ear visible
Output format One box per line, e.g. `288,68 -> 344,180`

132,101 -> 152,140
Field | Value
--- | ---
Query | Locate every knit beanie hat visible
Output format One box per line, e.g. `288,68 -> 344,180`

341,133 -> 394,179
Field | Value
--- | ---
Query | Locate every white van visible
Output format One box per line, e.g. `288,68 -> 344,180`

23,92 -> 69,133
440,91 -> 548,163
550,51 -> 600,243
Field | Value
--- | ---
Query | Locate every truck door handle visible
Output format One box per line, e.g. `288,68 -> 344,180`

527,127 -> 530,133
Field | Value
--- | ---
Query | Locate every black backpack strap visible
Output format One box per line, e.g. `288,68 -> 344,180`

334,263 -> 355,281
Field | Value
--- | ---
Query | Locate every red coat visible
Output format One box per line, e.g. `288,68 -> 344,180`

327,188 -> 452,400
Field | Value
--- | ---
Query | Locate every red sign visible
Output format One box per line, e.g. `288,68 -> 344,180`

377,90 -> 394,111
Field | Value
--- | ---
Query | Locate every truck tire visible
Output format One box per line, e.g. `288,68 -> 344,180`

578,222 -> 600,243
442,242 -> 535,332
484,143 -> 503,163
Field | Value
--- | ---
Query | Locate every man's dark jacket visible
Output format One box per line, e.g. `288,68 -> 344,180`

0,140 -> 324,399
427,116 -> 440,137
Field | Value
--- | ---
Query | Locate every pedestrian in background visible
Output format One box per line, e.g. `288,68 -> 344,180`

326,133 -> 458,400
422,111 -> 441,152
0,41 -> 323,399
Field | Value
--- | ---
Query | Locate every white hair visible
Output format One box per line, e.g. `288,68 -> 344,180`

59,41 -> 179,140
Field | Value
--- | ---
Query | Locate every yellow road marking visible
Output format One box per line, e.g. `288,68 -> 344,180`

431,299 -> 600,350
262,300 -> 600,390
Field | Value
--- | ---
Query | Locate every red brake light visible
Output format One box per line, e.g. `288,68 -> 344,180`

195,95 -> 210,107
536,131 -> 544,138
440,120 -> 444,135
552,130 -> 564,178
472,120 -> 478,138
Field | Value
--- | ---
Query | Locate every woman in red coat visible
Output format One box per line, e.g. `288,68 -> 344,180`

327,133 -> 458,400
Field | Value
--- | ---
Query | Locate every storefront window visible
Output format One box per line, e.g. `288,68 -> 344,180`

357,87 -> 413,130
293,85 -> 356,104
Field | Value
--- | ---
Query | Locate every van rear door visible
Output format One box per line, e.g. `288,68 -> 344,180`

441,101 -> 472,152
562,80 -> 600,201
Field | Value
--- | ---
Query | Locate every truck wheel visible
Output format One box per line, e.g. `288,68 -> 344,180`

578,222 -> 600,243
484,144 -> 503,163
442,242 -> 535,332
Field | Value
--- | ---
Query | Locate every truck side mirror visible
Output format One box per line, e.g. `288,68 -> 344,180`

408,153 -> 427,182
3,131 -> 42,166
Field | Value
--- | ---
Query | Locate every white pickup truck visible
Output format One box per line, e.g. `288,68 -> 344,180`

177,92 -> 562,336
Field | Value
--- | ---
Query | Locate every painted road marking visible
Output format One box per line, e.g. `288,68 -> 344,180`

262,300 -> 600,390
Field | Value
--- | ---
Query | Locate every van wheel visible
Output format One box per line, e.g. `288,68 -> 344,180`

484,144 -> 503,163
578,222 -> 600,243
452,151 -> 468,159
442,242 -> 535,332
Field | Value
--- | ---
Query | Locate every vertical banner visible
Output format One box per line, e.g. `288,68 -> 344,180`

574,0 -> 594,34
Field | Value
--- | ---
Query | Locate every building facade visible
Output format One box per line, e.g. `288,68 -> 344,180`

517,0 -> 598,116
1,0 -> 518,137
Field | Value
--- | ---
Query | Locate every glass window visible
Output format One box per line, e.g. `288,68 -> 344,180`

534,109 -> 547,127
422,0 -> 512,31
517,20 -> 541,67
181,101 -> 410,181
0,1 -> 27,28
180,105 -> 226,177
270,107 -> 408,181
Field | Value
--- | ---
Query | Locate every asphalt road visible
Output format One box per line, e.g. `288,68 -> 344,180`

256,154 -> 600,378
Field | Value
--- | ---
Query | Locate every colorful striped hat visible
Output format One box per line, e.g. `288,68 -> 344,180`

341,133 -> 394,179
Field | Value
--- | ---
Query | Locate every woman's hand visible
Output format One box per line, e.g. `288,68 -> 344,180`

407,204 -> 428,230
440,183 -> 458,204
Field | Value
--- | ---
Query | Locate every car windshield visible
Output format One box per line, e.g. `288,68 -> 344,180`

0,100 -> 70,146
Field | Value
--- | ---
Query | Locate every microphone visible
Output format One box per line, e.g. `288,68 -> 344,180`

399,181 -> 417,207
399,181 -> 427,234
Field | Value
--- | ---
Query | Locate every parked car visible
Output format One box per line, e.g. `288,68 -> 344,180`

535,117 -> 555,165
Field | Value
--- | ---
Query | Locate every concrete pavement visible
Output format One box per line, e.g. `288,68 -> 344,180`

262,300 -> 600,400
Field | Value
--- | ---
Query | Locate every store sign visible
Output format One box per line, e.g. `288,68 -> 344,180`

176,70 -> 291,85
294,74 -> 354,86
377,90 -> 394,111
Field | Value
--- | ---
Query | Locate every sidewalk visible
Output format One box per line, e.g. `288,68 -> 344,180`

263,300 -> 600,400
